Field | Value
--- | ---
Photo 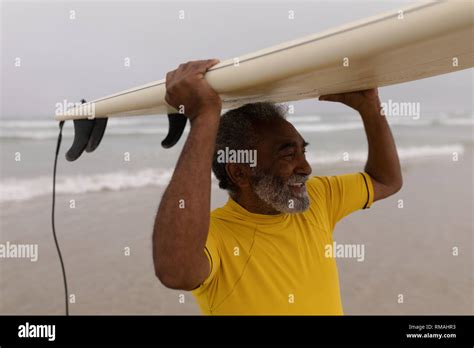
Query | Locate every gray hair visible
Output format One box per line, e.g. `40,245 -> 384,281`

212,102 -> 287,195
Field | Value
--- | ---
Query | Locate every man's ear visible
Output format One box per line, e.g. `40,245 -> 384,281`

226,163 -> 252,191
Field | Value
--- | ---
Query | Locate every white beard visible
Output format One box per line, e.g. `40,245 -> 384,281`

250,169 -> 310,213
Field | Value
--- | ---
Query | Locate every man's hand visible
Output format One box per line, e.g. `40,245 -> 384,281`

165,59 -> 222,123
319,88 -> 381,113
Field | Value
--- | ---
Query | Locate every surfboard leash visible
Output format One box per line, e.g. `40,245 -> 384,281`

52,120 -> 69,316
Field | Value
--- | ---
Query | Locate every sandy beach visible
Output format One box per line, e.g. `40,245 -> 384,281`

1,149 -> 472,315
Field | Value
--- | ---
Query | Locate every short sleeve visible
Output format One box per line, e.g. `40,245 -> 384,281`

307,172 -> 374,229
195,224 -> 221,289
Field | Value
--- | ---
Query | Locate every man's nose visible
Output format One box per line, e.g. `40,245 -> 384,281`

296,155 -> 312,177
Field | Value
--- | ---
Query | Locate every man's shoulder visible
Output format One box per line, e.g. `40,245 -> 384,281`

306,176 -> 330,198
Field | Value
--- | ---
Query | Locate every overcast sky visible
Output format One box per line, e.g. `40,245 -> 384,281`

1,0 -> 472,119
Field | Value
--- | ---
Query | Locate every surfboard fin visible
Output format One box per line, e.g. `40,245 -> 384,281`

65,100 -> 109,161
85,118 -> 108,153
65,118 -> 108,161
161,113 -> 187,148
66,108 -> 184,161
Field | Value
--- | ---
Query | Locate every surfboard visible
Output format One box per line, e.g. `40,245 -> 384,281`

56,0 -> 473,160
55,0 -> 473,122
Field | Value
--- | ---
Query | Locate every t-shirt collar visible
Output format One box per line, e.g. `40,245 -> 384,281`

223,197 -> 289,224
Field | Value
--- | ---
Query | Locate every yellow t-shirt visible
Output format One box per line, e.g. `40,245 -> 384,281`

192,172 -> 374,315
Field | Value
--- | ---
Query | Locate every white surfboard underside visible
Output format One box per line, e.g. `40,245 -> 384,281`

55,0 -> 474,121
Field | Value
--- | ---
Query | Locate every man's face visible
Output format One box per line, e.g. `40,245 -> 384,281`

249,118 -> 312,213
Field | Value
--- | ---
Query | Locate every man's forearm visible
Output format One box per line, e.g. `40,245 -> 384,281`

359,104 -> 402,188
153,113 -> 219,285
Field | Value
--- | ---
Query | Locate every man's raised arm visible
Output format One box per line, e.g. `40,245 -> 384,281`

153,59 -> 221,290
319,89 -> 402,202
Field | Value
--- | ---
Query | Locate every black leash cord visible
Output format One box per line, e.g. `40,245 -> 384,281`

52,120 -> 69,315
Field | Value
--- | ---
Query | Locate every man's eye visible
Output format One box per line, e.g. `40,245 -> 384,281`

281,149 -> 305,159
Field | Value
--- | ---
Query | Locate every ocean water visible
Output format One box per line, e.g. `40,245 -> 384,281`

1,112 -> 472,204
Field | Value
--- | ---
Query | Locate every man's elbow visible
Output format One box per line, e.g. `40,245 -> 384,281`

388,175 -> 403,196
155,271 -> 181,290
155,267 -> 185,290
154,262 -> 198,291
